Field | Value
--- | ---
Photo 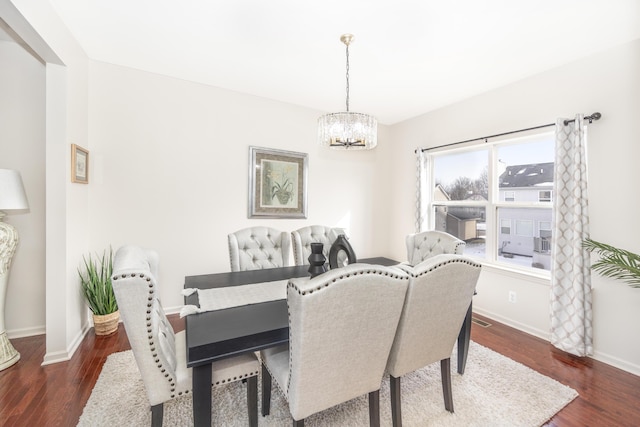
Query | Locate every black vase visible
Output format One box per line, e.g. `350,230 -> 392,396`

329,234 -> 357,269
308,242 -> 327,278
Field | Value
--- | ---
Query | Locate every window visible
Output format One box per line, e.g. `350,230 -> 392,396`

425,132 -> 554,271
539,221 -> 552,238
539,190 -> 552,202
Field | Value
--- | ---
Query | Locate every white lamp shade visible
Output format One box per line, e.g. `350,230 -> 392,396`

0,169 -> 29,211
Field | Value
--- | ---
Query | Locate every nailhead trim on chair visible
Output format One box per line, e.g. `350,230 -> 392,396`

113,264 -> 258,399
113,272 -> 179,398
413,257 -> 482,278
284,267 -> 409,393
287,269 -> 406,296
213,370 -> 260,386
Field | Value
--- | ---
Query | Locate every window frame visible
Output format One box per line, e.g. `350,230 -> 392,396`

424,131 -> 554,275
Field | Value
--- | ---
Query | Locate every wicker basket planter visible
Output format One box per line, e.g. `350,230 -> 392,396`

93,311 -> 120,336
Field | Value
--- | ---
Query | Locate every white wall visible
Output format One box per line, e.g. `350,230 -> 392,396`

2,0 -> 91,364
87,61 -> 393,310
3,1 -> 640,376
388,39 -> 640,374
0,40 -> 46,337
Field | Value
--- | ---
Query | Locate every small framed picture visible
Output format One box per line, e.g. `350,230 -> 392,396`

248,146 -> 308,218
71,144 -> 89,184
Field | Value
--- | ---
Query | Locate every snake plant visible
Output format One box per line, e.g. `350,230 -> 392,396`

79,247 -> 118,315
583,238 -> 640,288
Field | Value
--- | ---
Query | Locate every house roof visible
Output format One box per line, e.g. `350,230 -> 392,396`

499,162 -> 554,188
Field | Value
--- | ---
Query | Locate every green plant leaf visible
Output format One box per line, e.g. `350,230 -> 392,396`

583,238 -> 640,288
78,246 -> 118,314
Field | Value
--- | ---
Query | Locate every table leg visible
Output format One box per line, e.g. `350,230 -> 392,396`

457,302 -> 472,375
193,363 -> 212,427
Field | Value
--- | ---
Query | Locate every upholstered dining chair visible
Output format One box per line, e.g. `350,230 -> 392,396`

290,225 -> 346,266
405,230 -> 466,265
111,245 -> 260,427
386,254 -> 481,426
405,229 -> 472,374
228,226 -> 291,271
260,264 -> 410,427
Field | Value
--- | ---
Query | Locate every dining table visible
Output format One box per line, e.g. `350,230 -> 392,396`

183,257 -> 472,427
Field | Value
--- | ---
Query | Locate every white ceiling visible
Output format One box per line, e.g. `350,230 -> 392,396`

47,0 -> 640,124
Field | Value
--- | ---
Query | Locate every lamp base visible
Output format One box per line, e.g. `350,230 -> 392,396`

0,330 -> 20,371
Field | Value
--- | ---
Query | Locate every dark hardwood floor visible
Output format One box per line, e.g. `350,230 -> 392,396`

1,313 -> 639,426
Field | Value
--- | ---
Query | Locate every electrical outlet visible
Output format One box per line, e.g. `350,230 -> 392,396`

508,291 -> 517,303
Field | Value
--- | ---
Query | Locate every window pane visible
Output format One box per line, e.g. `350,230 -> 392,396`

539,190 -> 552,202
434,150 -> 489,201
433,205 -> 486,258
498,207 -> 552,270
500,219 -> 511,235
498,138 -> 554,203
425,133 -> 555,272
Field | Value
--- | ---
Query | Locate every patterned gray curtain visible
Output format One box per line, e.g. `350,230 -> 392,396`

415,149 -> 429,233
550,114 -> 593,357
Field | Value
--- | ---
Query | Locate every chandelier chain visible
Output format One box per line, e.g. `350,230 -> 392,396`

317,33 -> 377,149
345,43 -> 350,112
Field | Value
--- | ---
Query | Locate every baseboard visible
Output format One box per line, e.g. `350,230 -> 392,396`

164,305 -> 182,316
473,307 -> 550,341
475,308 -> 640,377
7,325 -> 46,339
41,349 -> 71,365
41,321 -> 90,366
592,350 -> 640,377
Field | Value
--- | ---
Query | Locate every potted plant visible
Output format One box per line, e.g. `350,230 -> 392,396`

78,247 -> 119,335
583,238 -> 640,288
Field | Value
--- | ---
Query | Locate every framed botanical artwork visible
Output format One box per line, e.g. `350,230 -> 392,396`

248,146 -> 308,218
71,144 -> 89,184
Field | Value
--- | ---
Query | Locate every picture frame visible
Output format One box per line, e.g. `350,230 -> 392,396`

248,146 -> 308,218
71,144 -> 89,184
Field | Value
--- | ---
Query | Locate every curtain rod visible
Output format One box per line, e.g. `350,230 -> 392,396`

418,112 -> 602,153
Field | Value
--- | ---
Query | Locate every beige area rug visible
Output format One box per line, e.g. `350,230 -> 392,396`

77,341 -> 577,426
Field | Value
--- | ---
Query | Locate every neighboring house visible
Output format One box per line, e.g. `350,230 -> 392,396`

446,207 -> 485,241
498,162 -> 553,268
434,184 -> 486,241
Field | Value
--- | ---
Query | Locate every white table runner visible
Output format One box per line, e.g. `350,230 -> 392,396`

180,279 -> 288,317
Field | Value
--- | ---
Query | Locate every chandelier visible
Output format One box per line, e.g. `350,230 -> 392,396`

318,34 -> 378,150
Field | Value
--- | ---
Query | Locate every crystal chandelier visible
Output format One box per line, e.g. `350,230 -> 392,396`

318,34 -> 378,150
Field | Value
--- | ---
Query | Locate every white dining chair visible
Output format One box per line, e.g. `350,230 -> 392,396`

405,230 -> 466,265
290,225 -> 345,266
260,263 -> 410,426
387,254 -> 481,426
228,226 -> 291,271
112,245 -> 260,426
405,229 -> 473,374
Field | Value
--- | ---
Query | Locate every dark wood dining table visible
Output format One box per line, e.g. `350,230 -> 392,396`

183,257 -> 472,427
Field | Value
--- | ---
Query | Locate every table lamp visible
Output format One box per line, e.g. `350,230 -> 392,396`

0,169 -> 29,371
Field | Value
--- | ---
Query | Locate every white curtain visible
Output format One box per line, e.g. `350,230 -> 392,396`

550,114 -> 593,357
415,149 -> 429,233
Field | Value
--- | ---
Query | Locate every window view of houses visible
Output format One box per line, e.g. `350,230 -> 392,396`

430,134 -> 554,271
